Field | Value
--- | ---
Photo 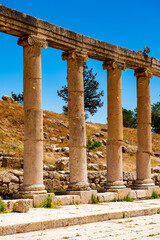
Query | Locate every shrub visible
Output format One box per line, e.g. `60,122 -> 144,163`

0,200 -> 6,212
91,194 -> 100,204
86,136 -> 102,155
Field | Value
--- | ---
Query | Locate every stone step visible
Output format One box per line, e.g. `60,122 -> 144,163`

0,199 -> 160,236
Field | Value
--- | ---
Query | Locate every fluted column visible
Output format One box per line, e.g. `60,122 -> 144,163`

133,69 -> 154,189
18,35 -> 48,196
103,60 -> 126,190
62,50 -> 90,191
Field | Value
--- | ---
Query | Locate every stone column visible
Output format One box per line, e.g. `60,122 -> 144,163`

18,35 -> 48,196
103,60 -> 126,190
133,69 -> 154,189
62,50 -> 90,191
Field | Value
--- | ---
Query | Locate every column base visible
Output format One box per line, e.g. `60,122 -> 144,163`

132,179 -> 155,190
68,182 -> 91,191
20,184 -> 47,198
103,181 -> 126,192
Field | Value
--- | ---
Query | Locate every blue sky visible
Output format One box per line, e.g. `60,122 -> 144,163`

0,0 -> 160,123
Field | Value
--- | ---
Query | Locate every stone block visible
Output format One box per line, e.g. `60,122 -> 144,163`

98,192 -> 115,202
130,190 -> 136,199
2,157 -> 22,169
5,200 -> 15,211
88,164 -> 98,171
13,200 -> 30,212
79,190 -> 97,203
43,179 -> 53,190
8,183 -> 19,194
54,195 -> 80,205
2,173 -> 11,183
33,193 -> 55,207
99,164 -> 107,170
135,190 -> 148,199
10,170 -> 23,176
55,157 -> 69,171
147,186 -> 160,196
11,175 -> 19,183
117,188 -> 131,199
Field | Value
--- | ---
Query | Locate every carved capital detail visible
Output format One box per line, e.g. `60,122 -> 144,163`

62,50 -> 88,61
103,60 -> 126,71
134,69 -> 152,79
18,35 -> 48,49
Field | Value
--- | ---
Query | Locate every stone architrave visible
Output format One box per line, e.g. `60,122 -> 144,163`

103,60 -> 126,190
133,69 -> 154,189
62,50 -> 90,191
18,35 -> 48,196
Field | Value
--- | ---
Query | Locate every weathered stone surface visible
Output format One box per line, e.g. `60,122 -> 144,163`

99,164 -> 107,170
33,193 -> 55,207
95,151 -> 104,158
88,164 -> 99,171
61,147 -> 69,156
2,95 -> 14,102
13,200 -> 30,212
54,195 -> 80,205
2,157 -> 23,169
10,170 -> 23,176
135,190 -> 148,199
43,179 -> 53,190
48,165 -> 56,171
11,175 -> 19,183
8,183 -> 19,194
98,192 -> 116,202
55,157 -> 69,170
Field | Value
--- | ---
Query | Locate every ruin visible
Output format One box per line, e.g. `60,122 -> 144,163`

0,5 -> 160,197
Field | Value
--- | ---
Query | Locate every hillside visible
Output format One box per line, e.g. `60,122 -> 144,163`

0,100 -> 160,172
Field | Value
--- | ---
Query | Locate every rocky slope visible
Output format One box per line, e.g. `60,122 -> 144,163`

0,100 -> 160,172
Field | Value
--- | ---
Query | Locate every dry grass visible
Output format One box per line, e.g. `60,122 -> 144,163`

0,100 -> 160,172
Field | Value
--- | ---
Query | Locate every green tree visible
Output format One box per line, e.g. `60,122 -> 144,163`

57,62 -> 104,116
11,92 -> 23,105
123,108 -> 137,128
151,101 -> 160,134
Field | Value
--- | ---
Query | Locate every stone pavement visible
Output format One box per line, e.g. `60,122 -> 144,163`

1,214 -> 160,240
0,199 -> 160,238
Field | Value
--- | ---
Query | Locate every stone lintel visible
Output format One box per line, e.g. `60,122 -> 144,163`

103,60 -> 126,71
62,50 -> 88,61
1,5 -> 160,77
18,35 -> 48,48
134,69 -> 152,78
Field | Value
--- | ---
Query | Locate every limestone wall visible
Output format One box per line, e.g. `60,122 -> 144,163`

0,167 -> 160,197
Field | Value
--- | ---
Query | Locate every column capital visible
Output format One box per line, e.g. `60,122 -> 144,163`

103,60 -> 126,71
134,69 -> 152,79
62,50 -> 88,61
17,35 -> 48,49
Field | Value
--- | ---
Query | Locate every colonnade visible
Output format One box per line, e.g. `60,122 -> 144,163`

18,35 -> 154,196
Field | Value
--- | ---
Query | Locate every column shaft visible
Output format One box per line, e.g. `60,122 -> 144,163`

103,61 -> 126,190
134,69 -> 154,188
18,36 -> 47,195
62,50 -> 90,191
